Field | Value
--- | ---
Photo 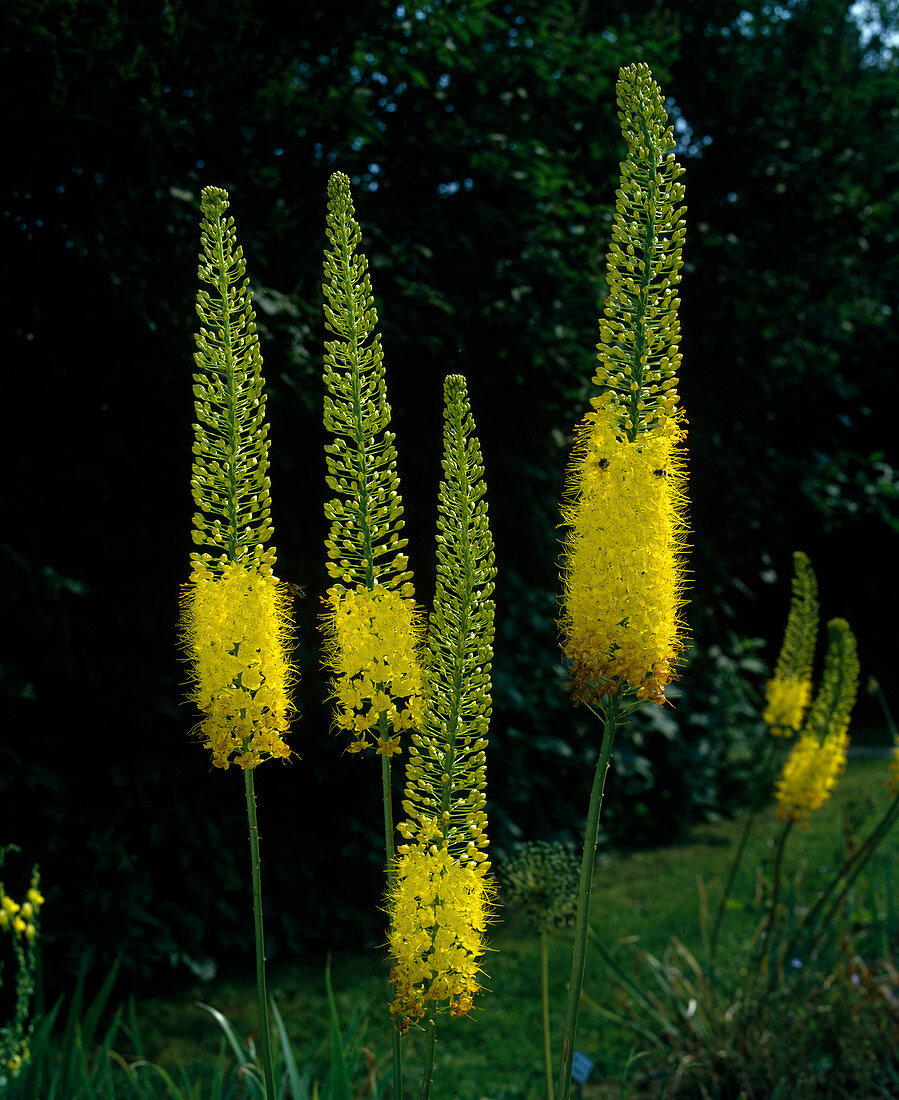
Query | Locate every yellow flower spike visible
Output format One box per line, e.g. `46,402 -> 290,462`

776,618 -> 859,823
559,63 -> 689,706
321,172 -> 425,752
387,847 -> 495,1035
179,187 -> 297,770
388,375 -> 496,1033
763,551 -> 819,736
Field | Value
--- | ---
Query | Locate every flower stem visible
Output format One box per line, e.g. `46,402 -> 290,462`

381,747 -> 405,1099
419,1017 -> 437,1100
754,818 -> 793,993
542,922 -> 553,1100
709,738 -> 782,962
788,791 -> 899,974
555,691 -> 621,1100
244,767 -> 278,1100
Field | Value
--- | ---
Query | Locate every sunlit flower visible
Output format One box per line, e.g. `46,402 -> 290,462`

560,398 -> 688,704
387,846 -> 494,1035
559,63 -> 689,707
181,560 -> 295,769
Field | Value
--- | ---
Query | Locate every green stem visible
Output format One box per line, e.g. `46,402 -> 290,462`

555,691 -> 621,1100
709,737 -> 782,961
381,746 -> 404,1099
755,818 -> 793,993
419,1017 -> 437,1100
793,793 -> 899,970
542,923 -> 554,1100
244,768 -> 278,1100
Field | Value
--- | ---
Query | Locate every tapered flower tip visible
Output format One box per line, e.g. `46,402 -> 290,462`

200,185 -> 230,217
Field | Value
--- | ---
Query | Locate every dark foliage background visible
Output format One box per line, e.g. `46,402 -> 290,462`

2,0 -> 897,994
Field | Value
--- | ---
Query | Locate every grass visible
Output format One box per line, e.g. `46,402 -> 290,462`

123,754 -> 899,1099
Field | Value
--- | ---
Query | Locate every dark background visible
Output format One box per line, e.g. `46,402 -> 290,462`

2,0 -> 897,995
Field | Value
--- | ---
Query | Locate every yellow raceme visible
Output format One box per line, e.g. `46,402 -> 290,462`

774,617 -> 858,822
775,727 -> 849,822
560,398 -> 688,704
322,583 -> 426,753
763,676 -> 813,738
763,552 -> 819,737
181,560 -> 295,769
387,841 -> 494,1035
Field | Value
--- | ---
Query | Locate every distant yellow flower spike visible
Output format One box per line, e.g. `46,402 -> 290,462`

181,560 -> 295,769
764,552 -> 819,737
775,618 -> 858,821
776,728 -> 849,822
763,677 -> 813,738
322,584 -> 426,753
560,399 -> 688,704
387,846 -> 494,1035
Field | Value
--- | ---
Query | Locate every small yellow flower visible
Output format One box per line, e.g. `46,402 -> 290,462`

26,887 -> 44,907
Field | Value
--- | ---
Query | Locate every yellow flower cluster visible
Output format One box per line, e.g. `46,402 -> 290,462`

763,552 -> 818,737
560,399 -> 688,704
763,676 -> 813,738
322,584 -> 426,754
0,886 -> 43,943
775,618 -> 858,822
180,560 -> 296,769
775,726 -> 850,823
387,839 -> 493,1035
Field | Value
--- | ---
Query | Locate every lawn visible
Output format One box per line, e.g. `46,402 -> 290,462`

128,753 -> 899,1098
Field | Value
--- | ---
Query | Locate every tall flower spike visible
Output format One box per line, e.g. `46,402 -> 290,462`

560,62 -> 689,705
321,171 -> 425,755
763,551 -> 819,737
180,186 -> 296,770
776,618 -> 859,823
388,374 -> 496,1034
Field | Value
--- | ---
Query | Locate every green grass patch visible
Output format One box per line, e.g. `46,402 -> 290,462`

128,755 -> 898,1098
